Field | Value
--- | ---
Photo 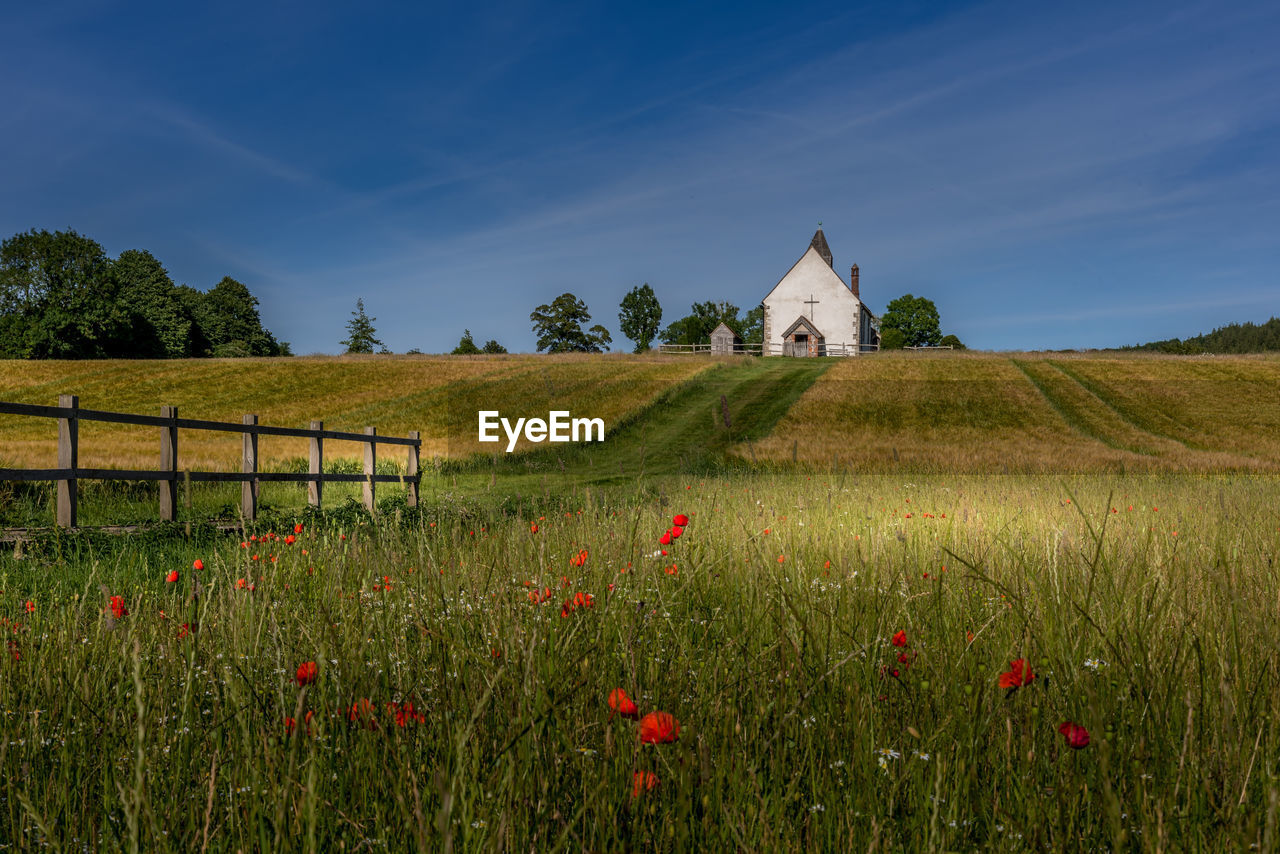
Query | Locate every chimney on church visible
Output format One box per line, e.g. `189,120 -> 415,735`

850,263 -> 860,298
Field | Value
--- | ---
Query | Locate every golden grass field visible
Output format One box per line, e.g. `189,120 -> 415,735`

3,351 -> 1279,477
0,354 -> 711,471
738,351 -> 1280,472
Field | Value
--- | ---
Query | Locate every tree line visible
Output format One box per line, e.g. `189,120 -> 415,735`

0,228 -> 287,359
1122,318 -> 1280,354
465,287 -> 960,354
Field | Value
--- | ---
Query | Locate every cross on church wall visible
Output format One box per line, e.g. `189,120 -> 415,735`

804,294 -> 819,318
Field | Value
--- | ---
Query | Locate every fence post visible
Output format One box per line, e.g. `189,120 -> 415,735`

57,394 -> 78,528
242,414 -> 258,521
159,405 -> 178,522
363,426 -> 376,512
308,420 -> 323,509
406,431 -> 420,508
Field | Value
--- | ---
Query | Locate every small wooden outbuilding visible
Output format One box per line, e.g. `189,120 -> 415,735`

710,322 -> 741,354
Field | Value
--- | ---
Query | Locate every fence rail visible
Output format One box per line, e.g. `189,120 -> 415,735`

658,341 -> 880,356
0,396 -> 421,528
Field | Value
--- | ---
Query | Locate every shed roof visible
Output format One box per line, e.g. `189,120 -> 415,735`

710,322 -> 740,339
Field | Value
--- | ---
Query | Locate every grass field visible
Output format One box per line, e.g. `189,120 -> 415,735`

742,352 -> 1280,473
2,472 -> 1278,850
3,352 -> 1279,849
0,354 -> 711,470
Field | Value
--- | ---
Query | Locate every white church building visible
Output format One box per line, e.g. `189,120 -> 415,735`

761,228 -> 879,356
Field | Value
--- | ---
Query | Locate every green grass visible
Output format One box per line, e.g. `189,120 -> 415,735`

744,352 -> 1280,472
2,472 -> 1278,850
0,354 -> 711,470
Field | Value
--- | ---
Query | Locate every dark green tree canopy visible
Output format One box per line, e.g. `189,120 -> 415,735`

880,294 -> 942,348
451,329 -> 482,355
342,299 -> 384,354
0,228 -> 287,360
618,283 -> 663,353
114,249 -> 194,359
530,293 -> 611,353
0,228 -> 129,358
481,339 -> 508,354
1125,317 -> 1280,354
939,333 -> 966,350
660,301 -> 761,347
879,327 -> 906,350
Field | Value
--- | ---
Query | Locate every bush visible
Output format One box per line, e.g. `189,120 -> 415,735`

879,327 -> 906,350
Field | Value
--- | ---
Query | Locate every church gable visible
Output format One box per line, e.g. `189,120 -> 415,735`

761,228 -> 875,356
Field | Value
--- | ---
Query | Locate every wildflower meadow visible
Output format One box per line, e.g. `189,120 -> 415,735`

2,473 -> 1278,850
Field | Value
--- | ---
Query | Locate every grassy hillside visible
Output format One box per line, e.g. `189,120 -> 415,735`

0,354 -> 711,470
740,351 -> 1280,472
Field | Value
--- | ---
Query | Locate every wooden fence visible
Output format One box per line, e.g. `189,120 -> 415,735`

0,395 -> 421,528
658,342 -> 880,356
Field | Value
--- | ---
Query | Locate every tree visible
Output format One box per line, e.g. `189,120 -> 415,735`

195,276 -> 285,356
342,299 -> 384,354
880,294 -> 942,348
481,339 -> 508,354
660,301 -> 745,347
618,283 -> 662,352
113,249 -> 194,358
451,329 -> 482,355
0,228 -> 130,358
530,293 -> 611,353
940,334 -> 966,350
879,327 -> 906,350
741,305 -> 764,346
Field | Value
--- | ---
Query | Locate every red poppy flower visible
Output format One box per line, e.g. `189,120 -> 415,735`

999,658 -> 1036,689
109,595 -> 129,619
286,709 -> 315,736
295,661 -> 318,687
294,523 -> 304,534
285,534 -> 296,545
176,623 -> 191,639
24,600 -> 35,614
670,525 -> 683,539
659,531 -> 672,546
389,701 -> 425,727
608,688 -> 639,719
165,570 -> 179,583
891,630 -> 907,647
638,711 -> 680,744
632,770 -> 660,798
348,698 -> 378,729
1058,720 -> 1090,749
192,559 -> 204,571
673,514 -> 689,527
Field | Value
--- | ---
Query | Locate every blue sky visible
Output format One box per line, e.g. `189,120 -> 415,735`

3,0 -> 1278,353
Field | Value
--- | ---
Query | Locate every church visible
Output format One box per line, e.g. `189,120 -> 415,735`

761,228 -> 879,356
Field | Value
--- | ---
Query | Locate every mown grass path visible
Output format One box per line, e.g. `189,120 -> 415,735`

461,358 -> 831,487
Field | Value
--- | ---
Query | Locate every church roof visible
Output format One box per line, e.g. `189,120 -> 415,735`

781,315 -> 824,340
809,228 -> 833,268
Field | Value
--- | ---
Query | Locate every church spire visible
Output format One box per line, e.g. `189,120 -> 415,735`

809,227 -> 833,268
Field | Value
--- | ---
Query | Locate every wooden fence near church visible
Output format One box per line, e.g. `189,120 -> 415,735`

0,395 -> 421,528
658,342 -> 880,355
